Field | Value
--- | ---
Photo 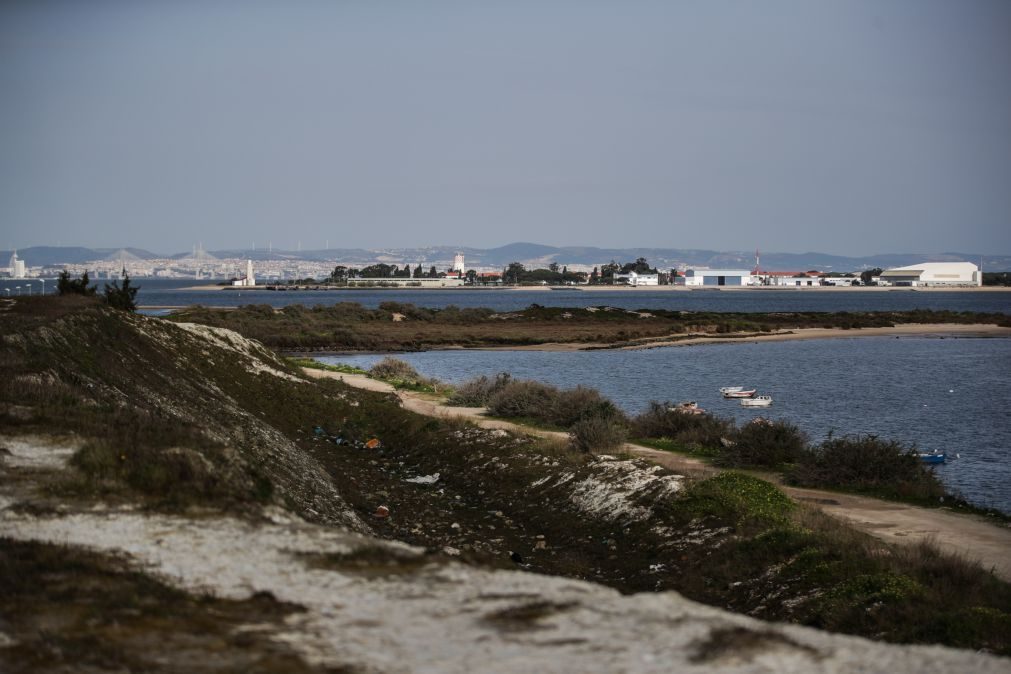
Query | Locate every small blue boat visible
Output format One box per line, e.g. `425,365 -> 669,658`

918,452 -> 946,465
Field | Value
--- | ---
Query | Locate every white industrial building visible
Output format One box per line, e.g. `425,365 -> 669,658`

452,253 -> 465,273
756,271 -> 824,287
680,269 -> 754,287
879,262 -> 981,287
614,271 -> 659,286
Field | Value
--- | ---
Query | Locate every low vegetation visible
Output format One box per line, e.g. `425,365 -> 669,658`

715,419 -> 808,469
666,497 -> 1011,652
57,270 -> 139,312
629,401 -> 733,454
167,302 -> 1011,352
445,372 -> 513,407
284,356 -> 367,375
0,539 -> 318,672
452,375 -> 629,452
443,373 -> 970,508
368,357 -> 445,393
4,295 -> 1009,655
786,435 -> 947,502
620,400 -> 960,509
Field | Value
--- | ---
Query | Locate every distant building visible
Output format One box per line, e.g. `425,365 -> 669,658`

232,260 -> 256,286
880,262 -> 981,287
755,271 -> 823,287
453,253 -> 465,273
614,271 -> 659,286
8,251 -> 26,279
681,269 -> 753,287
474,272 -> 502,285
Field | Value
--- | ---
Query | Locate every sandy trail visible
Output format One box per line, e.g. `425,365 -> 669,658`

304,368 -> 1011,581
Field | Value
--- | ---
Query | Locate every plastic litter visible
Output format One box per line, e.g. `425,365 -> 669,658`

405,473 -> 440,485
365,438 -> 381,449
373,505 -> 390,519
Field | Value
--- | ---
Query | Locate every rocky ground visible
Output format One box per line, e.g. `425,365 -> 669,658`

2,436 -> 1006,674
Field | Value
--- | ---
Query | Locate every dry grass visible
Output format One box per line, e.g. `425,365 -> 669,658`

0,538 -> 322,673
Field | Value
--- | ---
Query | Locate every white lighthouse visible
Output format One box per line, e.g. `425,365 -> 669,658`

233,260 -> 256,286
453,253 -> 465,273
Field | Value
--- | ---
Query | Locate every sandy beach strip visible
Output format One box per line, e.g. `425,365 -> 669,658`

625,323 -> 1011,350
469,323 -> 1011,352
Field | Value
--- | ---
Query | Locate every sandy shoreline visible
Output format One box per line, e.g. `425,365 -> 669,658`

465,323 -> 1011,353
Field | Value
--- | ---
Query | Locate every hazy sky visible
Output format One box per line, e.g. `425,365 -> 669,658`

1,0 -> 1009,255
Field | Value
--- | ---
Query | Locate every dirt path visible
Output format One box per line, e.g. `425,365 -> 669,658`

304,367 -> 1011,581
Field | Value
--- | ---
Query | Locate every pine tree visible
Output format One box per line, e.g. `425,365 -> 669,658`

103,270 -> 139,311
57,270 -> 97,296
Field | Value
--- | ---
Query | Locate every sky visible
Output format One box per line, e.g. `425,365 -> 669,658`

1,0 -> 1009,256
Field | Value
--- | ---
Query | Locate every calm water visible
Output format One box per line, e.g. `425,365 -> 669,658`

5,278 -> 1009,313
9,278 -> 998,314
320,337 -> 1011,513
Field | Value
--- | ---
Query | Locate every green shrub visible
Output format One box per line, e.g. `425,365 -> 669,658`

716,419 -> 808,468
487,380 -> 559,420
786,435 -> 946,502
446,372 -> 512,407
369,357 -> 418,380
550,386 -> 624,427
630,401 -> 733,452
568,411 -> 628,454
378,301 -> 435,321
368,357 -> 442,391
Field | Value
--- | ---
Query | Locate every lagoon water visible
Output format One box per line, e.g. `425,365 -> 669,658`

319,337 -> 1011,513
68,278 -> 1011,314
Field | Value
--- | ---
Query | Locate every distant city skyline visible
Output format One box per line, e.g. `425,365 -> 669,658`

2,1 -> 1009,256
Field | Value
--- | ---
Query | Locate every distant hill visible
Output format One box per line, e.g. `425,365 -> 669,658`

5,244 -> 1009,272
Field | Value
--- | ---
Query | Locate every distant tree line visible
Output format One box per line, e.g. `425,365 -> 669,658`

328,264 -> 444,282
501,257 -> 683,285
983,272 -> 1011,286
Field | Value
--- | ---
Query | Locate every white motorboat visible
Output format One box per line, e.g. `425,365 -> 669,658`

723,389 -> 756,398
719,386 -> 744,394
740,395 -> 772,407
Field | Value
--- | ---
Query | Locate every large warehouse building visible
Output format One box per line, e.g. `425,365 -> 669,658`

880,262 -> 981,287
680,269 -> 754,287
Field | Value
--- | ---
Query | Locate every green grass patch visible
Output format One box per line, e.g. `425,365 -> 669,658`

631,436 -> 721,459
285,356 -> 367,375
679,472 -> 796,528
